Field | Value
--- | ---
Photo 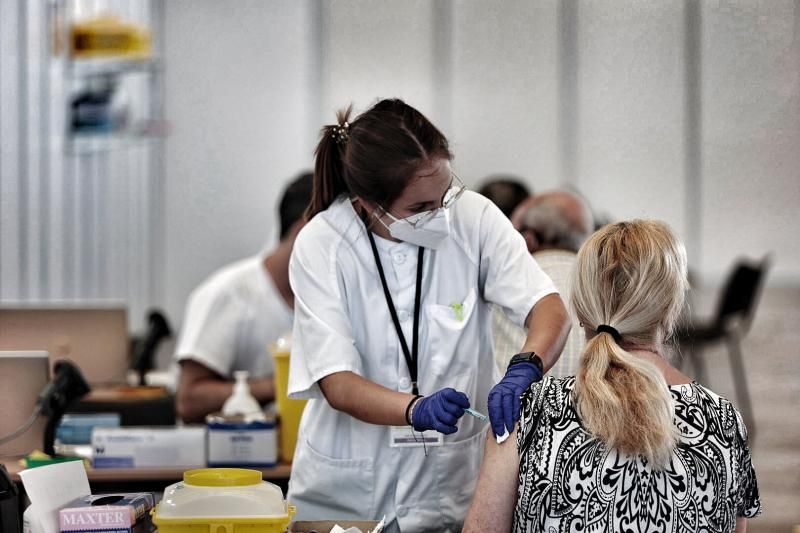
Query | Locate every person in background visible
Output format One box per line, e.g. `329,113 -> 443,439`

464,220 -> 761,532
492,190 -> 593,376
477,175 -> 531,218
286,99 -> 570,532
174,172 -> 313,423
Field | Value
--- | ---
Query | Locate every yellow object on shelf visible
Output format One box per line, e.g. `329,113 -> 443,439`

71,14 -> 151,59
152,468 -> 295,533
271,337 -> 307,463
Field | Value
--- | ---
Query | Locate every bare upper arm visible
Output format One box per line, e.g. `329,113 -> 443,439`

734,516 -> 747,533
463,427 -> 521,532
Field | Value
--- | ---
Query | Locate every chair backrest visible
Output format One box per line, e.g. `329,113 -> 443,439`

713,255 -> 772,332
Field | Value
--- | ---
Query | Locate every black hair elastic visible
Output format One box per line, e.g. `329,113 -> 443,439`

596,324 -> 622,343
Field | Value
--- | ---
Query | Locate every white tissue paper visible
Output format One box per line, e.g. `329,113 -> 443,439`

496,428 -> 510,444
20,460 -> 91,533
328,515 -> 385,533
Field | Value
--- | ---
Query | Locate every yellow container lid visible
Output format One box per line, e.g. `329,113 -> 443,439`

183,468 -> 262,487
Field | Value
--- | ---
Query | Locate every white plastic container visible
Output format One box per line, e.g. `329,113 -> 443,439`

152,468 -> 294,533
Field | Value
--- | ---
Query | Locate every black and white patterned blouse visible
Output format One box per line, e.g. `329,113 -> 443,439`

514,376 -> 761,532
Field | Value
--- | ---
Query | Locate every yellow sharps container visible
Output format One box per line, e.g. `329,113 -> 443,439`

271,335 -> 307,463
152,468 -> 295,533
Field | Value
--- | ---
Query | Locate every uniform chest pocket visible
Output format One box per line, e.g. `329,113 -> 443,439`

425,289 -> 479,379
426,288 -> 478,330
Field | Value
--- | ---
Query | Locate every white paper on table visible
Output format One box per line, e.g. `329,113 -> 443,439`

328,514 -> 386,533
19,461 -> 91,533
371,516 -> 386,533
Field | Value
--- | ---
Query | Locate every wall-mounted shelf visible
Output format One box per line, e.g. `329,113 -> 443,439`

68,131 -> 163,155
68,57 -> 162,78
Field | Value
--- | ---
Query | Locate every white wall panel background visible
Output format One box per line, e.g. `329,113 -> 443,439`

575,1 -> 687,242
3,1 -> 799,329
0,0 -> 164,331
319,1 -> 444,135
162,0 -> 319,323
450,0 -> 561,188
700,0 -> 800,284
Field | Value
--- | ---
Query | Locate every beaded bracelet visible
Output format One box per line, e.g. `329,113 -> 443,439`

405,395 -> 423,426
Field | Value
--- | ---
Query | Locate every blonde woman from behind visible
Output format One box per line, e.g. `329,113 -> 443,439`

464,220 -> 761,533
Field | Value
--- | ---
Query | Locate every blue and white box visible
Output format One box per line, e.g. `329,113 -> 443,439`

207,418 -> 277,467
92,427 -> 206,468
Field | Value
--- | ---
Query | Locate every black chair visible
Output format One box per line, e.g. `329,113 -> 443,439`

678,254 -> 772,439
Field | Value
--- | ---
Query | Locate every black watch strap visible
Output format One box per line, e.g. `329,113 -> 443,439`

507,351 -> 544,373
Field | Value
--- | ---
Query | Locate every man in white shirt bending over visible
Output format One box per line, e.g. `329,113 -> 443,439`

174,172 -> 313,423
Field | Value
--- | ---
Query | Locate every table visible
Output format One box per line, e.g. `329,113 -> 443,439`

3,458 -> 292,528
3,458 -> 292,493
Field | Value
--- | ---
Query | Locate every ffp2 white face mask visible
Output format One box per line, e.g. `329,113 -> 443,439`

375,207 -> 451,250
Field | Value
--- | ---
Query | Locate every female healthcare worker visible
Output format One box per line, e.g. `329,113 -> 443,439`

286,99 -> 570,532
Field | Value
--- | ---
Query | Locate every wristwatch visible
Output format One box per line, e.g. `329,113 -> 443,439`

507,351 -> 544,374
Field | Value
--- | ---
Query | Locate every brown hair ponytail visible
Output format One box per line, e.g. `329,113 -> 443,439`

305,99 -> 452,220
306,105 -> 354,220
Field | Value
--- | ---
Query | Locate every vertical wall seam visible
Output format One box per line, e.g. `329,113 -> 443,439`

558,0 -> 579,186
309,0 -> 323,154
319,1 -> 330,116
18,0 -> 30,299
432,0 -> 454,138
684,0 -> 703,277
148,0 -> 166,312
40,0 -> 52,300
0,0 -> 4,298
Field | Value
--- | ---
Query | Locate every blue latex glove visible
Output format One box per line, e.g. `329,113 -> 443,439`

412,388 -> 470,435
488,362 -> 543,438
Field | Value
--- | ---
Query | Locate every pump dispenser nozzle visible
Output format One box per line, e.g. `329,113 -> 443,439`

221,371 -> 266,422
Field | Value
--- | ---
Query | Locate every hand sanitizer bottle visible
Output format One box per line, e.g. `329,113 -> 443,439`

221,371 -> 266,421
208,371 -> 277,467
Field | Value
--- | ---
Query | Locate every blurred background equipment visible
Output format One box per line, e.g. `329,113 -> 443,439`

271,336 -> 306,463
0,352 -> 50,457
0,464 -> 21,533
0,307 -> 130,386
130,309 -> 172,386
679,254 -> 772,438
0,356 -> 90,457
70,73 -> 129,133
39,360 -> 92,456
70,13 -> 151,59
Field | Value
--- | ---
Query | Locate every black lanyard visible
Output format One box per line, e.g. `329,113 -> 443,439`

366,230 -> 424,396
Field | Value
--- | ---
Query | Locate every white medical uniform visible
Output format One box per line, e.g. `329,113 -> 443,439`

175,255 -> 293,378
287,191 -> 557,532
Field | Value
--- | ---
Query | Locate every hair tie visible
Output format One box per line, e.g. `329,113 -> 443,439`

596,324 -> 622,343
332,121 -> 349,145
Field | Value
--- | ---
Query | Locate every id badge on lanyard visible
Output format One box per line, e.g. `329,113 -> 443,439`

389,426 -> 444,448
367,228 -> 439,448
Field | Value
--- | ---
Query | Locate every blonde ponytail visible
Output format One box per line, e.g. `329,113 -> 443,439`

571,220 -> 688,469
576,332 -> 677,467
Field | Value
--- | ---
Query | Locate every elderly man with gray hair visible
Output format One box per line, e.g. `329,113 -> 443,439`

492,190 -> 594,377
